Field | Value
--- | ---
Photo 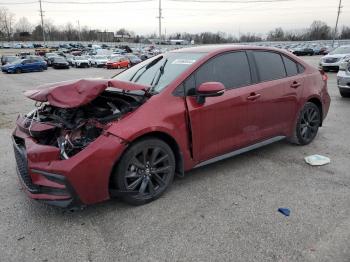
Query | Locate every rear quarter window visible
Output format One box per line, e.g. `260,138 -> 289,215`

253,51 -> 286,82
282,56 -> 299,77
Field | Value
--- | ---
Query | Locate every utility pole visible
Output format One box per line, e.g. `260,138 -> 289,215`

157,0 -> 163,42
39,0 -> 46,46
332,0 -> 342,47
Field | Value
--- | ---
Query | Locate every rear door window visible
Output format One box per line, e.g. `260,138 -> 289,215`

195,51 -> 252,89
253,51 -> 286,82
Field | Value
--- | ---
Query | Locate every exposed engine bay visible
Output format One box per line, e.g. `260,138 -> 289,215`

20,90 -> 145,159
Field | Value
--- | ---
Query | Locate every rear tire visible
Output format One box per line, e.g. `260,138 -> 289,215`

340,91 -> 350,98
112,138 -> 175,205
288,102 -> 321,145
15,68 -> 21,74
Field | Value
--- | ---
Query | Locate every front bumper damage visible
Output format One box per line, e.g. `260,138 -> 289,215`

12,124 -> 127,208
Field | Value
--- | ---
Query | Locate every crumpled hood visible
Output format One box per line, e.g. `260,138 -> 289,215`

24,78 -> 149,108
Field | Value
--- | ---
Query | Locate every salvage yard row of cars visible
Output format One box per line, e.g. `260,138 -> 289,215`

1,53 -> 142,72
2,43 -> 350,98
0,44 -> 159,73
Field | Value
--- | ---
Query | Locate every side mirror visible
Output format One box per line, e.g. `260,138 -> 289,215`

197,82 -> 225,97
195,82 -> 225,104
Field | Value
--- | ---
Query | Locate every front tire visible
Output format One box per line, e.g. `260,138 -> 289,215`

112,138 -> 175,205
289,102 -> 321,145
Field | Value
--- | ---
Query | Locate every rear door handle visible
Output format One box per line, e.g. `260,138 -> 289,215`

247,93 -> 261,101
290,81 -> 301,88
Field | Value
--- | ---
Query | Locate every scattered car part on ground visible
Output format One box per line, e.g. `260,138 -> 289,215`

304,155 -> 331,166
278,208 -> 291,217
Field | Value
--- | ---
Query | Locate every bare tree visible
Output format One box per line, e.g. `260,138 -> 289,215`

0,8 -> 15,41
308,20 -> 331,40
15,17 -> 32,33
267,27 -> 285,41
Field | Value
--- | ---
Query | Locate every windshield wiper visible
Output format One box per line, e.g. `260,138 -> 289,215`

150,58 -> 168,89
129,56 -> 164,83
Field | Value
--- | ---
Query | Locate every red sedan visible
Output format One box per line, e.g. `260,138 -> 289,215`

12,45 -> 330,208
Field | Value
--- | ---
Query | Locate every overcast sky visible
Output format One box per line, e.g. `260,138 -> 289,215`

0,0 -> 349,36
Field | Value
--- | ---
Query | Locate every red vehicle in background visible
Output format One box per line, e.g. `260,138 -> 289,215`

12,45 -> 330,208
106,56 -> 130,69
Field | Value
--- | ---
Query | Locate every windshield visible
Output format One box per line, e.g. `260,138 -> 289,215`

330,46 -> 350,55
113,52 -> 206,93
6,57 -> 17,63
10,59 -> 23,64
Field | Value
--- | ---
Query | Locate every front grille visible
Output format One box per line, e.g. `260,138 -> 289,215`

13,137 -> 38,192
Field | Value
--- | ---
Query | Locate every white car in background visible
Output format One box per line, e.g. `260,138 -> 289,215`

90,55 -> 108,67
320,45 -> 350,72
337,57 -> 350,97
72,56 -> 91,68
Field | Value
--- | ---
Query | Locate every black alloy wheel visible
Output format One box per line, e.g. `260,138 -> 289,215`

113,138 -> 175,205
289,102 -> 321,145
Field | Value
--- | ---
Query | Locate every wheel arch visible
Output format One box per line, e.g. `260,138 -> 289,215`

108,131 -> 184,192
307,96 -> 323,126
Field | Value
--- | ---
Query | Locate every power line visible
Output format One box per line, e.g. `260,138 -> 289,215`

168,0 -> 293,3
0,0 -> 154,4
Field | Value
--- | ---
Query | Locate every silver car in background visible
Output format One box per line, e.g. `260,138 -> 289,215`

320,45 -> 350,72
337,57 -> 350,97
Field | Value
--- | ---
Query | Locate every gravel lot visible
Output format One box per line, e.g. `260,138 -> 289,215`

0,56 -> 349,262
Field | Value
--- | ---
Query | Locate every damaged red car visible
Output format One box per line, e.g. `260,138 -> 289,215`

12,46 -> 330,208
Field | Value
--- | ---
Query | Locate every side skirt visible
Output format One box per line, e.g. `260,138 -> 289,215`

194,136 -> 286,169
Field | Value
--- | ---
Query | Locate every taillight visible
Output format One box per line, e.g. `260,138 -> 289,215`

319,69 -> 328,81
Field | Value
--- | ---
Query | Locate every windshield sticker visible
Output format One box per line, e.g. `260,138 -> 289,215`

171,59 -> 196,65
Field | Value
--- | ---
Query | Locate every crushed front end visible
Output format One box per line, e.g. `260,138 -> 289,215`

12,79 -> 149,208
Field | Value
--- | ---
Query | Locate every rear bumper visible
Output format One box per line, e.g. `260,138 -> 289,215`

12,125 -> 127,208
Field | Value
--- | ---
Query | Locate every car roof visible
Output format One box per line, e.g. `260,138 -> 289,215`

171,44 -> 288,54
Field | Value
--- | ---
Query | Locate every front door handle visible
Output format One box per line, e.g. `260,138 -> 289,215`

247,93 -> 261,101
290,81 -> 301,88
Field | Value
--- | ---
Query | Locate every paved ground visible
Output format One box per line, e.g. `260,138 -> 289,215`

0,56 -> 349,262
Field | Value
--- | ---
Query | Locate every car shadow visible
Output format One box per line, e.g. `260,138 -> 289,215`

26,139 -> 294,219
